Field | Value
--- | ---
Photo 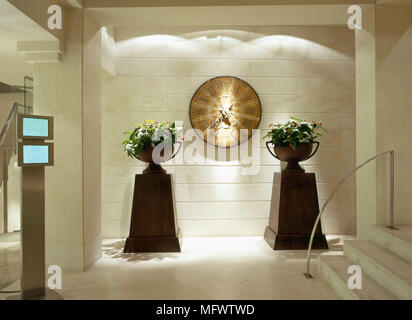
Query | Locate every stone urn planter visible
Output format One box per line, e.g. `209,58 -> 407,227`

134,142 -> 182,174
265,142 -> 319,173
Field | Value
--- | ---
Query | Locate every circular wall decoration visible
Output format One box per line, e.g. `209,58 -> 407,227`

189,76 -> 262,148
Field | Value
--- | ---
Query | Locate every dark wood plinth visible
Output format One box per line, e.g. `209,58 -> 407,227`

124,173 -> 181,253
124,232 -> 182,253
264,172 -> 328,250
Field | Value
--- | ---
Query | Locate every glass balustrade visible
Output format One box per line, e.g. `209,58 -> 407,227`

0,77 -> 33,294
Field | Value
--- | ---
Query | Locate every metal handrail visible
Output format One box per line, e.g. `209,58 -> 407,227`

0,103 -> 19,145
0,103 -> 32,146
303,150 -> 395,279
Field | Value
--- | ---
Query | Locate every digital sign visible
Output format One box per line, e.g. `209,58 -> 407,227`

18,115 -> 54,140
23,145 -> 49,164
18,142 -> 54,167
23,118 -> 49,138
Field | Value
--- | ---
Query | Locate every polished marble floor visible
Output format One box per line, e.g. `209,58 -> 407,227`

0,235 -> 351,300
0,232 -> 20,294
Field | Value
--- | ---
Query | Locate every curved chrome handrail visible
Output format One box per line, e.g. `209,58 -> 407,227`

303,150 -> 395,279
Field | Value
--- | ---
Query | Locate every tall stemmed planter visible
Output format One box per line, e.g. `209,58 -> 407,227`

122,121 -> 183,253
263,117 -> 328,250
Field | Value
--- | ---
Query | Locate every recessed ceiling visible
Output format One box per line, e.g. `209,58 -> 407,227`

0,0 -> 55,85
87,4 -> 352,27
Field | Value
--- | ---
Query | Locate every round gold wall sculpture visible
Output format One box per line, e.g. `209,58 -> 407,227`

189,76 -> 262,148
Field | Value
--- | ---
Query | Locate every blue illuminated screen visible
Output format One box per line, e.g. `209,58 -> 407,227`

23,145 -> 49,164
23,118 -> 49,137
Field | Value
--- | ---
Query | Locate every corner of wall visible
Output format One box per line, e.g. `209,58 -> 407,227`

82,11 -> 103,270
355,4 -> 377,240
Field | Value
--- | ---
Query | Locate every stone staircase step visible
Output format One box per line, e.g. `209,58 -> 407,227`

344,240 -> 412,299
370,225 -> 412,264
318,255 -> 397,300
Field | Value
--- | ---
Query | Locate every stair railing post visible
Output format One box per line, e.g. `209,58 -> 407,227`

2,143 -> 8,233
389,151 -> 395,229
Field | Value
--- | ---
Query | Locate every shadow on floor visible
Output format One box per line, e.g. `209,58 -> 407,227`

102,240 -> 181,263
261,236 -> 345,264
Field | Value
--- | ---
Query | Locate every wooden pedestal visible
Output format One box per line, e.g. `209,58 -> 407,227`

124,173 -> 181,253
264,172 -> 328,250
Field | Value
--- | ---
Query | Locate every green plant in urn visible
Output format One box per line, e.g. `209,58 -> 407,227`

123,120 -> 182,174
263,116 -> 326,173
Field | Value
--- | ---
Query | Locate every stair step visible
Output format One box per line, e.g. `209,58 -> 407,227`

344,240 -> 412,299
318,255 -> 397,300
370,225 -> 412,264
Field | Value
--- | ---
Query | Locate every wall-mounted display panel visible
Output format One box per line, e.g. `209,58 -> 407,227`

18,114 -> 54,140
18,141 -> 54,167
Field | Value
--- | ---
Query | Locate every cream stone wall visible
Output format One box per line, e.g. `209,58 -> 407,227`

34,9 -> 84,270
32,8 -> 103,270
101,25 -> 356,238
83,12 -> 102,269
355,3 -> 412,239
101,26 -> 116,77
376,4 -> 412,227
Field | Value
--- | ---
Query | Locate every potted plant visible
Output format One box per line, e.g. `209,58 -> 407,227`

123,120 -> 182,174
263,116 -> 326,173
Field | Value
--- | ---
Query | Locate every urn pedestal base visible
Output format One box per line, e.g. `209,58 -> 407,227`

124,173 -> 181,253
124,230 -> 182,253
264,227 -> 328,250
264,172 -> 328,250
